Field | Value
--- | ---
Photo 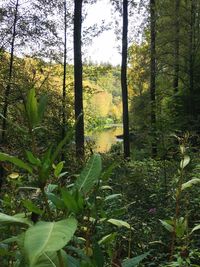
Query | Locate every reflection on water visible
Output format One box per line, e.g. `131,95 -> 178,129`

89,126 -> 123,153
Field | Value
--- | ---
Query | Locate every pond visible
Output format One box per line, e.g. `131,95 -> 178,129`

88,125 -> 123,153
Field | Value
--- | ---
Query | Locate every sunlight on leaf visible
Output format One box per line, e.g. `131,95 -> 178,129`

180,155 -> 190,169
107,219 -> 131,229
181,178 -> 200,191
8,172 -> 19,179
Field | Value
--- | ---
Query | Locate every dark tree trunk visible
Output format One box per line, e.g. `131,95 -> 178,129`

188,0 -> 195,118
150,0 -> 157,157
74,0 -> 84,157
62,0 -> 67,140
121,0 -> 130,158
1,0 -> 19,144
173,0 -> 180,93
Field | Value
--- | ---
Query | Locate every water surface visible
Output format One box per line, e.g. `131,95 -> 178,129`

89,126 -> 123,153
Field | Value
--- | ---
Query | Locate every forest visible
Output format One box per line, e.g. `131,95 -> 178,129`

0,0 -> 200,266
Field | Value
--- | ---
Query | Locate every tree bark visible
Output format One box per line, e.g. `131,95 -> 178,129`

150,0 -> 157,157
173,0 -> 180,93
1,0 -> 19,144
121,0 -> 130,158
188,0 -> 195,118
74,0 -> 84,157
62,0 -> 67,140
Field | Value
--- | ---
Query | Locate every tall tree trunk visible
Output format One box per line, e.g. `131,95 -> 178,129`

74,0 -> 84,157
150,0 -> 157,157
1,0 -> 19,144
121,0 -> 130,158
188,0 -> 195,118
62,0 -> 67,140
173,0 -> 180,93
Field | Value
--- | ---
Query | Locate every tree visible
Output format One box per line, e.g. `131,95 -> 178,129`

156,0 -> 200,131
188,0 -> 195,120
128,42 -> 150,134
150,0 -> 157,157
0,0 -> 64,145
109,0 -> 132,157
121,0 -> 130,158
62,0 -> 67,139
173,0 -> 180,93
1,0 -> 19,144
74,0 -> 84,157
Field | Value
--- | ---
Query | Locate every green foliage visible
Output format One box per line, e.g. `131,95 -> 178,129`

61,188 -> 83,213
181,178 -> 200,191
0,152 -> 33,173
0,89 -> 133,267
22,200 -> 43,215
24,219 -> 77,266
160,220 -> 174,233
158,141 -> 200,265
75,154 -> 102,195
122,252 -> 149,267
22,87 -> 48,135
107,219 -> 130,229
0,212 -> 32,226
1,9 -> 200,264
0,144 -> 132,266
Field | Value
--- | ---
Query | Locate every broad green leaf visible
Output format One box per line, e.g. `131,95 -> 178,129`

61,189 -> 79,213
74,191 -> 84,211
26,151 -> 41,166
34,250 -> 68,267
23,200 -> 43,215
24,218 -> 77,266
26,88 -> 39,127
105,194 -> 122,201
176,217 -> 187,238
1,236 -> 20,244
54,161 -> 64,178
93,243 -> 104,267
34,252 -> 57,267
0,152 -> 32,173
180,145 -> 186,155
47,193 -> 65,209
98,233 -> 117,245
75,154 -> 102,194
107,219 -> 130,229
0,212 -> 32,226
191,224 -> 200,233
38,94 -> 48,123
42,147 -> 52,164
39,148 -> 52,182
180,155 -> 190,169
181,178 -> 200,191
160,219 -> 174,233
122,252 -> 149,267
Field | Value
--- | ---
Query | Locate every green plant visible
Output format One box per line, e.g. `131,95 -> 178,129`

160,134 -> 200,266
0,88 -> 148,267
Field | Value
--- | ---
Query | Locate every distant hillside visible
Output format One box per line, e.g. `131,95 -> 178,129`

0,53 -> 122,131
